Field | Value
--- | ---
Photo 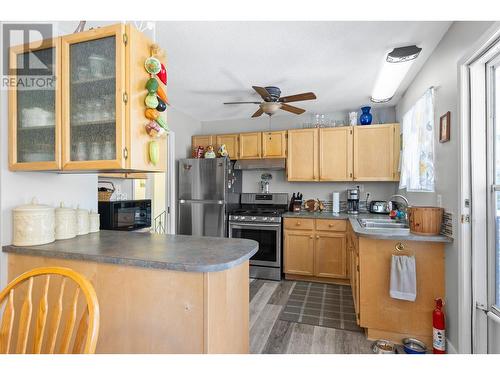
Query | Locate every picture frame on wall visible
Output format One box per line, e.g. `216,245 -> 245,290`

439,111 -> 451,143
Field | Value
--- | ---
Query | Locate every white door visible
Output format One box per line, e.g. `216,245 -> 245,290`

485,56 -> 500,353
471,46 -> 500,354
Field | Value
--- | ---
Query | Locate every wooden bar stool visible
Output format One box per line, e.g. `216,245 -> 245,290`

0,267 -> 99,354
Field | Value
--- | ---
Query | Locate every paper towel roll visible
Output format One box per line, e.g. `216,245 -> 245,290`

332,192 -> 340,213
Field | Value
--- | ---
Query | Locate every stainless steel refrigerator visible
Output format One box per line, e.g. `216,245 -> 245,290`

177,158 -> 241,237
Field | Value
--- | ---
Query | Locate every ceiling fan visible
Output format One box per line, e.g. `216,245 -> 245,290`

224,86 -> 317,118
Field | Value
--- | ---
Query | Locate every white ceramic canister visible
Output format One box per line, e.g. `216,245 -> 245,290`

89,210 -> 100,233
76,206 -> 90,235
55,202 -> 77,240
12,198 -> 55,246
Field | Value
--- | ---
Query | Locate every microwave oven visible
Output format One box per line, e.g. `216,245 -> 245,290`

98,200 -> 152,231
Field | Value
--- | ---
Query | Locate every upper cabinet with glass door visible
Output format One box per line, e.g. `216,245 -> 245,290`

61,24 -> 125,170
8,38 -> 61,171
9,23 -> 167,173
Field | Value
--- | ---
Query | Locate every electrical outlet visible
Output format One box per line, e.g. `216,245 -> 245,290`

437,194 -> 443,208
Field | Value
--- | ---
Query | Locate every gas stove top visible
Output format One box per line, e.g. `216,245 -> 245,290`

229,208 -> 286,223
229,193 -> 288,223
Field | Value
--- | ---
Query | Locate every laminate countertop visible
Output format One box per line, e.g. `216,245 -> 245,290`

282,211 -> 452,243
2,231 -> 259,273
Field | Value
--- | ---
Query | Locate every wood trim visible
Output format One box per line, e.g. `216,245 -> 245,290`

61,24 -> 126,171
284,274 -> 350,285
392,124 -> 401,181
9,37 -> 62,171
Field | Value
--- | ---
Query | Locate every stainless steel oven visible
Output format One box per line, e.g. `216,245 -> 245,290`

229,221 -> 281,267
228,193 -> 288,281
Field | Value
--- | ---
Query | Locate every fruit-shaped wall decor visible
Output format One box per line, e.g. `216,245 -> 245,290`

145,121 -> 166,138
156,97 -> 167,112
157,86 -> 168,104
145,108 -> 158,121
145,77 -> 159,94
145,93 -> 159,109
144,57 -> 161,74
157,63 -> 167,85
145,108 -> 168,131
149,140 -> 159,165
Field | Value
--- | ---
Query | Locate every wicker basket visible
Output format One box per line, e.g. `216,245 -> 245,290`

98,181 -> 115,202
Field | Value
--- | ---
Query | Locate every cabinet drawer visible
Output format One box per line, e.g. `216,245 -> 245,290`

315,219 -> 347,232
284,218 -> 314,230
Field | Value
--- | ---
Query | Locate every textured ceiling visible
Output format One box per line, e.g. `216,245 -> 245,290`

156,21 -> 451,121
55,21 -> 451,122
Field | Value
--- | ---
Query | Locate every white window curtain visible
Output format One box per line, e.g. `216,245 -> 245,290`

399,88 -> 435,192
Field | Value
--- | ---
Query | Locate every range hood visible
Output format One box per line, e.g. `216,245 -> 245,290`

234,159 -> 285,170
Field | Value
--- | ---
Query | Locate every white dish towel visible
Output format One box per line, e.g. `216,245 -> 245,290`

390,255 -> 417,301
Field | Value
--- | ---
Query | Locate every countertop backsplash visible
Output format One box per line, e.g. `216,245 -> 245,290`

241,170 -> 398,202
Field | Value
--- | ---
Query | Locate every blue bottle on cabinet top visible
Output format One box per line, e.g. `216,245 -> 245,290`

359,106 -> 373,125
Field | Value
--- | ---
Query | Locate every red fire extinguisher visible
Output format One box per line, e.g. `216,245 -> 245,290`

433,298 -> 446,354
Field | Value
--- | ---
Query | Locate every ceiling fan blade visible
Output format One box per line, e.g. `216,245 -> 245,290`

281,103 -> 305,115
252,86 -> 271,101
279,92 -> 316,103
224,101 -> 262,105
251,108 -> 264,118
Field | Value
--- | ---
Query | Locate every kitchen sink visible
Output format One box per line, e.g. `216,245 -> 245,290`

357,218 -> 410,234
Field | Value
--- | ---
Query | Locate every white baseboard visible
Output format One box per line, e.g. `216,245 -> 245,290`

447,339 -> 458,354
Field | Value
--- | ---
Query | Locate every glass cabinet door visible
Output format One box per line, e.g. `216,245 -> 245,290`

61,24 -> 125,169
9,39 -> 61,170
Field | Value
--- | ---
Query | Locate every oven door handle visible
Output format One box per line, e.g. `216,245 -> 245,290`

229,222 -> 281,229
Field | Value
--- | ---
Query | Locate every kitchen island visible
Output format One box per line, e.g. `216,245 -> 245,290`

3,231 -> 258,354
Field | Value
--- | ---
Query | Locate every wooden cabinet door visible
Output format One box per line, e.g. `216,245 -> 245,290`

61,24 -> 127,170
284,230 -> 315,276
262,130 -> 286,158
287,128 -> 318,181
353,124 -> 396,181
314,232 -> 347,278
9,37 -> 62,171
239,132 -> 261,159
192,135 -> 214,153
319,127 -> 353,181
216,134 -> 239,160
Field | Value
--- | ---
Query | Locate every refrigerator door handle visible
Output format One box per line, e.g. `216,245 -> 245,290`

179,199 -> 224,204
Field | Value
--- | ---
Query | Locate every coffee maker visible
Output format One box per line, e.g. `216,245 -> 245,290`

347,186 -> 360,214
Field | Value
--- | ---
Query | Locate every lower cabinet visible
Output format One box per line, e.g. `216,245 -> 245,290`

284,230 -> 315,276
315,233 -> 347,278
283,218 -> 348,280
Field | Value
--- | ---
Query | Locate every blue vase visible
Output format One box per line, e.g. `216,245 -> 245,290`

359,106 -> 372,125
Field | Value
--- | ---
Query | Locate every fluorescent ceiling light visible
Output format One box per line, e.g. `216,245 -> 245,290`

371,45 -> 422,103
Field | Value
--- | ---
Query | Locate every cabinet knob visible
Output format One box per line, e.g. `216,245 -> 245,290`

316,235 -> 320,239
309,235 -> 313,239
296,222 -> 300,225
329,223 -> 333,227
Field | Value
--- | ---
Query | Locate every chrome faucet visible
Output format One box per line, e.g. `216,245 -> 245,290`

388,194 -> 410,220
